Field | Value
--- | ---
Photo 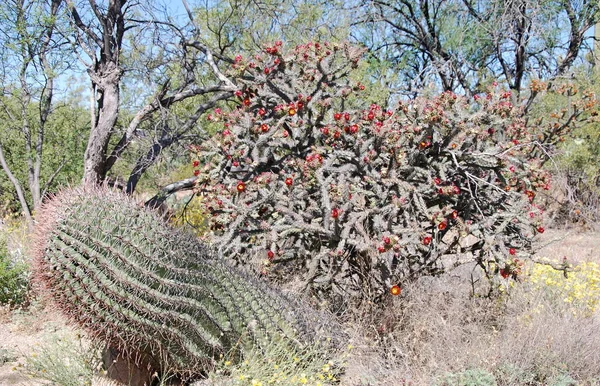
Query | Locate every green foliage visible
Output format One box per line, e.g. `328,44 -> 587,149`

445,368 -> 580,386
22,332 -> 101,386
0,99 -> 88,213
357,0 -> 599,96
169,194 -> 210,237
548,374 -> 578,386
494,365 -> 579,386
42,104 -> 89,187
529,67 -> 600,222
0,348 -> 17,365
34,186 -> 331,378
192,0 -> 350,54
436,369 -> 497,386
0,0 -> 82,217
560,122 -> 600,177
0,229 -> 29,306
209,337 -> 346,385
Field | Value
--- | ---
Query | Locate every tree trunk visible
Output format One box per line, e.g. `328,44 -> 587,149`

0,143 -> 32,224
83,64 -> 122,185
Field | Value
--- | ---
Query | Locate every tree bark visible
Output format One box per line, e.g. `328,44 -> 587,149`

83,64 -> 122,185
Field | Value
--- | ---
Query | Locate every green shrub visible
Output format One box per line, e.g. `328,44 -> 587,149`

548,374 -> 578,386
436,369 -> 497,386
0,231 -> 29,306
169,194 -> 210,236
22,332 -> 101,386
530,68 -> 600,225
208,337 -> 346,386
0,348 -> 17,365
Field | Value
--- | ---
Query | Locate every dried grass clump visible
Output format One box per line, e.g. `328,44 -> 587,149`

342,262 -> 600,385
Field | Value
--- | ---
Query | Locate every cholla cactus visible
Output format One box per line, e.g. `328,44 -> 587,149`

32,186 -> 325,378
191,42 -> 599,304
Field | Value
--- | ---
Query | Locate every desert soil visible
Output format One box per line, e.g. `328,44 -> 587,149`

0,301 -> 72,385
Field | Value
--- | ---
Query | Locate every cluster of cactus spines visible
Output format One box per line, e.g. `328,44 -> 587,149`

32,186 -> 320,375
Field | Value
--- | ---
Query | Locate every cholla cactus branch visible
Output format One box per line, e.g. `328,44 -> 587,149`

191,42 -> 600,305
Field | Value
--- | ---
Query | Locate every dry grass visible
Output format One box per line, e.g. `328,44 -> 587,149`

534,229 -> 600,264
341,261 -> 600,386
543,172 -> 600,230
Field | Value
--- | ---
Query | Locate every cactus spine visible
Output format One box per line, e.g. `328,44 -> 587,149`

33,186 -> 314,375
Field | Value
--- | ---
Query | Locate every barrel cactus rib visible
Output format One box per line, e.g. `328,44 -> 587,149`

47,250 -> 154,337
49,245 -> 236,371
50,235 -> 229,357
67,222 -> 272,344
107,231 -> 258,345
56,224 -> 234,338
50,254 -> 200,370
78,217 -> 304,345
33,186 -> 321,377
47,243 -> 217,361
212,268 -> 299,345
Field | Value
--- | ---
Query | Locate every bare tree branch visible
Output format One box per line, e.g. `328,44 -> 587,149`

41,158 -> 67,200
145,176 -> 200,209
0,142 -> 32,223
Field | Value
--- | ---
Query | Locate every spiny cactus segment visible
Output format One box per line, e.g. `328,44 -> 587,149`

32,186 -> 320,376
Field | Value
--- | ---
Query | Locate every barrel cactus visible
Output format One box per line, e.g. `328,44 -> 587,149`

32,186 -> 324,378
